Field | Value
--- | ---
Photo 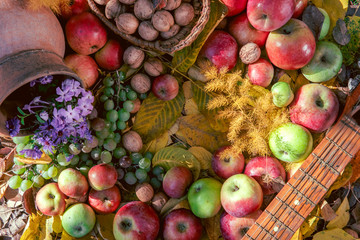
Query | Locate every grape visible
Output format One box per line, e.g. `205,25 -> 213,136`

117,168 -> 125,180
139,93 -> 147,100
135,168 -> 147,181
79,166 -> 90,176
27,171 -> 34,180
13,167 -> 26,175
152,166 -> 164,176
47,166 -> 58,178
86,160 -> 94,166
96,128 -> 110,139
118,109 -> 130,122
8,175 -> 23,189
36,164 -> 49,174
100,95 -> 108,102
57,153 -> 71,166
69,143 -> 81,155
150,177 -> 161,189
85,137 -> 99,149
42,171 -> 51,180
107,132 -> 115,139
104,139 -> 117,151
114,133 -> 121,143
116,71 -> 126,81
32,175 -> 45,188
104,99 -> 115,111
70,155 -> 80,165
157,173 -> 164,181
104,120 -> 111,128
103,76 -> 115,87
106,110 -> 118,122
110,122 -> 117,132
101,151 -> 112,163
16,143 -> 26,153
13,136 -> 30,144
104,87 -> 115,97
119,156 -> 132,168
91,149 -> 101,160
130,153 -> 143,165
119,90 -> 127,101
144,152 -> 153,160
114,147 -> 126,158
144,166 -> 151,172
127,90 -> 137,100
13,157 -> 25,166
139,175 -> 150,183
123,100 -> 134,112
138,158 -> 151,169
98,138 -> 104,147
80,153 -> 89,162
124,172 -> 137,185
20,179 -> 33,191
116,121 -> 126,130
82,146 -> 92,153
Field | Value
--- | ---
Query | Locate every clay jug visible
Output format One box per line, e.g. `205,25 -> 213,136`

0,0 -> 82,136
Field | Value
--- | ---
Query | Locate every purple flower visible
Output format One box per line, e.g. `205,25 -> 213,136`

63,105 -> 82,123
76,121 -> 92,139
55,86 -> 74,102
40,111 -> 49,121
77,97 -> 94,116
30,80 -> 36,87
5,117 -> 21,137
20,146 -> 42,159
35,135 -> 55,153
39,75 -> 53,85
66,154 -> 74,162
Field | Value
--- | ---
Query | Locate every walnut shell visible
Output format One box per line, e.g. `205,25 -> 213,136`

160,24 -> 180,39
138,21 -> 159,41
174,3 -> 194,26
115,13 -> 139,35
123,46 -> 145,69
119,0 -> 136,4
94,0 -> 110,5
239,42 -> 261,64
164,0 -> 181,10
136,183 -> 154,202
152,10 -> 174,32
134,0 -> 155,20
144,57 -> 165,77
122,131 -> 143,152
151,192 -> 168,212
105,0 -> 126,19
131,73 -> 151,93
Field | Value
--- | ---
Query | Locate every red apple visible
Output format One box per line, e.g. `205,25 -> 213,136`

163,208 -> 203,240
221,0 -> 247,16
113,201 -> 160,240
65,12 -> 107,55
64,54 -> 99,88
228,13 -> 269,48
89,186 -> 121,214
247,0 -> 296,31
199,30 -> 238,71
58,168 -> 89,198
88,163 -> 118,191
248,58 -> 274,87
220,210 -> 262,240
292,0 -> 308,18
60,0 -> 90,20
212,146 -> 245,179
152,74 -> 179,101
163,166 -> 193,198
35,183 -> 66,216
265,18 -> 316,70
289,83 -> 339,133
95,39 -> 124,71
244,156 -> 286,195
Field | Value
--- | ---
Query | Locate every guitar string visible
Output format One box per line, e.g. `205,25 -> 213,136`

246,120 -> 349,239
274,118 -> 360,239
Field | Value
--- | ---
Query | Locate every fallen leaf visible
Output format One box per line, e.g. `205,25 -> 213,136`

333,19 -> 351,45
202,211 -> 222,240
160,195 -> 188,216
326,197 -> 350,229
300,206 -> 321,238
320,200 -> 337,221
0,180 -> 9,200
22,188 -> 36,215
188,146 -> 213,170
349,151 -> 360,184
340,16 -> 360,65
45,216 -> 54,240
351,202 -> 360,222
96,214 -> 115,240
184,99 -> 201,115
290,229 -> 303,240
313,228 -> 355,240
302,5 -> 325,39
15,152 -> 52,165
60,231 -> 76,240
326,163 -> 353,198
142,131 -> 169,154
183,81 -> 193,99
294,74 -> 310,92
20,213 -> 47,240
52,215 -> 63,234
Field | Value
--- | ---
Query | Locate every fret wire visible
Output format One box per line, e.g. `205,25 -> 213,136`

274,196 -> 306,220
264,209 -> 295,234
244,233 -> 256,240
311,153 -> 340,175
341,117 -> 360,137
254,222 -> 277,239
325,136 -> 353,158
298,168 -> 328,190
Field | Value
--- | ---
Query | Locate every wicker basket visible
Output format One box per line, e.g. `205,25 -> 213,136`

87,0 -> 211,54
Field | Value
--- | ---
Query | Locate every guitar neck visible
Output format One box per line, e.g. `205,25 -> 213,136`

242,115 -> 360,240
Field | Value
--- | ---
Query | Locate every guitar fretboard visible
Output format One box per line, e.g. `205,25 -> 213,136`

242,115 -> 360,240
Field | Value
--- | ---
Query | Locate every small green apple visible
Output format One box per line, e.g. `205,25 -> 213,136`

187,178 -> 222,218
318,8 -> 330,40
271,82 -> 294,107
301,41 -> 342,83
62,203 -> 96,238
269,122 -> 313,163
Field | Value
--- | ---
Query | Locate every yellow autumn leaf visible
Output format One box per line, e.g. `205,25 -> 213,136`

312,0 -> 348,32
285,70 -> 299,83
184,98 -> 201,115
290,229 -> 303,240
52,215 -> 63,234
96,214 -> 116,240
16,152 -> 52,165
326,164 -> 352,198
294,74 -> 310,92
21,213 -> 48,240
142,131 -> 169,154
175,114 -> 229,152
60,231 -> 76,240
326,197 -> 350,229
313,228 -> 355,240
183,81 -> 193,99
188,146 -> 213,170
278,73 -> 292,84
45,216 -> 54,240
300,206 -> 321,238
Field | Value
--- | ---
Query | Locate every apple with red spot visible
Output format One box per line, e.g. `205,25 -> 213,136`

221,0 -> 248,16
95,39 -> 124,71
292,0 -> 308,18
60,0 -> 90,19
89,186 -> 121,214
152,74 -> 179,101
35,183 -> 66,216
88,163 -> 118,191
211,146 -> 245,179
58,168 -> 89,198
248,58 -> 274,87
163,166 -> 193,198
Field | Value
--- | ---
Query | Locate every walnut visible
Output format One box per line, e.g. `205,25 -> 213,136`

134,0 -> 155,20
151,192 -> 168,212
135,183 -> 154,202
239,42 -> 261,64
130,73 -> 151,93
119,0 -> 136,4
160,24 -> 180,39
122,130 -> 143,152
164,0 -> 181,10
105,0 -> 126,19
123,46 -> 145,69
174,3 -> 194,26
94,0 -> 110,5
115,13 -> 139,35
144,57 -> 165,77
152,10 -> 174,32
138,21 -> 159,41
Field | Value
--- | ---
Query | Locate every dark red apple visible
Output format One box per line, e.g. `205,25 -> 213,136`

221,0 -> 247,16
88,163 -> 118,191
292,0 -> 308,18
247,0 -> 296,31
88,186 -> 121,214
60,0 -> 90,20
248,58 -> 274,87
199,30 -> 238,71
65,12 -> 107,55
265,18 -> 316,70
228,13 -> 269,48
95,39 -> 124,71
244,156 -> 286,195
64,53 -> 99,88
212,146 -> 245,179
220,210 -> 262,240
152,74 -> 179,101
163,166 -> 193,198
163,208 -> 203,240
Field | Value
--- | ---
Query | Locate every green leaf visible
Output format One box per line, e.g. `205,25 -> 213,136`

21,118 -> 25,126
171,0 -> 228,73
35,114 -> 45,124
340,16 -> 360,65
132,92 -> 185,143
152,146 -> 201,180
17,107 -> 26,116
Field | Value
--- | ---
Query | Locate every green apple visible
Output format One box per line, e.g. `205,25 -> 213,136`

271,82 -> 294,107
62,203 -> 96,238
269,122 -> 313,163
301,41 -> 343,83
318,8 -> 330,40
187,178 -> 222,218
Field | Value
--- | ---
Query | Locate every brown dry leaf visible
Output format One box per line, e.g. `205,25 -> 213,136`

188,146 -> 213,170
96,214 -> 115,240
278,73 -> 292,85
290,229 -> 303,240
20,213 -> 48,240
349,151 -> 360,184
0,179 -> 9,200
300,206 -> 321,238
16,153 -> 52,165
160,195 -> 188,217
171,199 -> 190,212
313,228 -> 355,240
294,74 -> 310,92
202,211 -> 222,240
22,188 -> 36,215
326,197 -> 350,229
285,70 -> 299,83
184,99 -> 201,115
0,147 -> 15,178
142,131 -> 169,154
183,81 -> 193,99
326,163 -> 352,198
320,200 -> 337,221
175,114 -> 229,152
